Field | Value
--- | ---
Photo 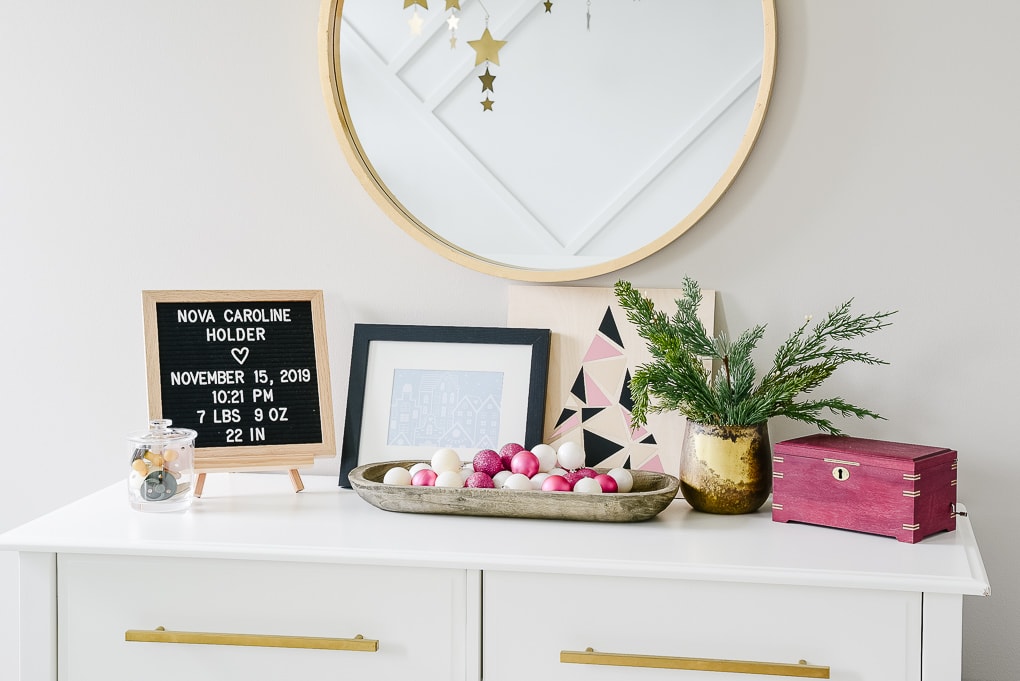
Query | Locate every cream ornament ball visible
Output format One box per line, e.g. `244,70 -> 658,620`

530,443 -> 558,472
431,448 -> 463,473
607,467 -> 634,493
572,477 -> 604,494
383,467 -> 413,485
556,441 -> 585,470
434,470 -> 464,488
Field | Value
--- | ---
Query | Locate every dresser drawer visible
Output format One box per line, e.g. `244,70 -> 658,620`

482,571 -> 921,680
58,554 -> 471,681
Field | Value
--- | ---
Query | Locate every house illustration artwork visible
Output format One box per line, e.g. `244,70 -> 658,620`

387,368 -> 503,449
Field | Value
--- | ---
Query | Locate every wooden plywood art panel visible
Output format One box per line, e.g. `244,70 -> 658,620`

508,286 -> 715,477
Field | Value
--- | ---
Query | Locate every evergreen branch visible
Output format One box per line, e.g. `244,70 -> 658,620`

614,277 -> 896,435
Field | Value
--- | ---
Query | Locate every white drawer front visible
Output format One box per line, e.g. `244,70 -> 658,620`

59,554 -> 470,681
483,571 -> 920,681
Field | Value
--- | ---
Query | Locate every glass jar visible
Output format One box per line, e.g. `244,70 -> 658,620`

127,419 -> 197,512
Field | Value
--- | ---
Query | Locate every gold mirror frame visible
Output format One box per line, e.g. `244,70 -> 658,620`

319,1 -> 777,282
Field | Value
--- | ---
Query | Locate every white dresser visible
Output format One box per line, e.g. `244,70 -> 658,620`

0,474 -> 989,680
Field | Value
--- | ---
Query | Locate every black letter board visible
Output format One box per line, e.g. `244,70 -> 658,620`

143,290 -> 335,475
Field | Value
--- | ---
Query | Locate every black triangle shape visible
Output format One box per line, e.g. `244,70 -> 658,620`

582,429 -> 625,467
581,407 -> 605,422
623,456 -> 631,470
640,433 -> 657,445
619,369 -> 634,411
570,369 -> 586,402
599,307 -> 624,347
555,407 -> 577,428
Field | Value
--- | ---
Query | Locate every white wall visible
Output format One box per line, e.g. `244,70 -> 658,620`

0,2 -> 1016,679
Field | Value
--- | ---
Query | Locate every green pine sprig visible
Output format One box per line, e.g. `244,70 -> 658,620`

614,278 -> 896,436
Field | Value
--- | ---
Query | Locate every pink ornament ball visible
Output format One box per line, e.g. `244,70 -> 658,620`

562,470 -> 586,489
594,474 -> 619,493
510,450 -> 540,478
473,449 -> 504,477
576,467 -> 598,479
465,472 -> 495,488
411,469 -> 438,486
499,442 -> 525,469
541,475 -> 572,492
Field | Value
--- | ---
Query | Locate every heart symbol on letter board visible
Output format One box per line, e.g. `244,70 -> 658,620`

231,347 -> 250,365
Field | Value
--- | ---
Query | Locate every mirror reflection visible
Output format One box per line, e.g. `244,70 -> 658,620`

324,0 -> 776,280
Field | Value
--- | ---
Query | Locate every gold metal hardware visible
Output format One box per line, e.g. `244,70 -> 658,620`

822,458 -> 859,467
560,647 -> 829,678
125,627 -> 379,652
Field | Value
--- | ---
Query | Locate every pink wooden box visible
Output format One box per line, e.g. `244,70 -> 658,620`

772,435 -> 958,543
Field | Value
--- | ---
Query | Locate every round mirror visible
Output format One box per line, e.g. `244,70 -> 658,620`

320,0 -> 776,281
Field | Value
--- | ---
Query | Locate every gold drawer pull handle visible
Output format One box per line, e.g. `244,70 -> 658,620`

125,627 -> 378,652
561,648 -> 829,678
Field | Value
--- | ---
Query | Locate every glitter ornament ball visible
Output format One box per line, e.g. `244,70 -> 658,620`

499,442 -> 525,469
465,472 -> 495,488
473,449 -> 504,477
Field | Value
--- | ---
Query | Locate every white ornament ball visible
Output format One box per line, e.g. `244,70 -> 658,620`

557,441 -> 585,470
434,470 -> 464,488
383,467 -> 413,485
492,470 -> 513,488
409,463 -> 432,477
548,467 -> 567,477
572,477 -> 604,494
530,472 -> 551,490
503,473 -> 533,491
431,448 -> 463,473
607,467 -> 634,493
530,443 -> 558,473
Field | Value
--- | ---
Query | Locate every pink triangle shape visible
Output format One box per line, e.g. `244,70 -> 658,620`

638,454 -> 664,473
583,371 -> 612,407
583,334 -> 624,362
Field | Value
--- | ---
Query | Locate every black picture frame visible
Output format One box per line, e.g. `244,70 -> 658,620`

339,324 -> 551,487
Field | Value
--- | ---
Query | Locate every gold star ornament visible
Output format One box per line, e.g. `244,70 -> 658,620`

481,97 -> 495,111
468,28 -> 507,66
544,1 -> 553,12
445,0 -> 461,9
479,67 -> 496,93
404,0 -> 428,8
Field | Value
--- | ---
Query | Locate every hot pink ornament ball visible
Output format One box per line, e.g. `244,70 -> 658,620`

499,442 -> 525,469
576,467 -> 598,479
411,469 -> 438,486
541,475 -> 572,492
510,450 -> 540,478
465,472 -> 495,488
473,449 -> 504,477
594,474 -> 619,493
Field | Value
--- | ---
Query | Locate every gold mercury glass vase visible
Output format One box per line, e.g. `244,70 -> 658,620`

678,421 -> 772,514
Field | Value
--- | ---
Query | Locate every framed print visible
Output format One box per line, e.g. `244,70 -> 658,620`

340,324 -> 550,487
508,286 -> 714,477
